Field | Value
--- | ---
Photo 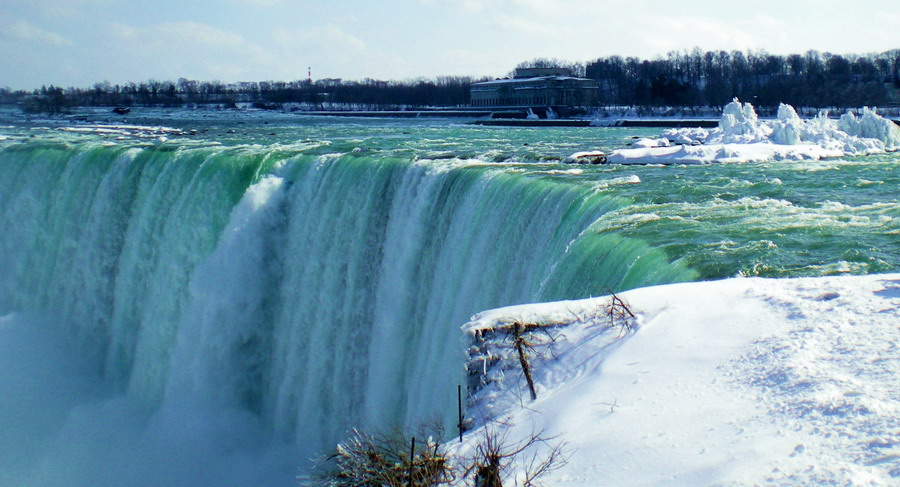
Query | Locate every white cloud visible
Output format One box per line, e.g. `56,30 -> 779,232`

510,0 -> 560,16
269,24 -> 420,81
438,49 -> 513,77
3,0 -> 118,19
93,21 -> 279,82
638,15 -> 759,55
745,14 -> 789,49
105,21 -> 269,56
3,19 -> 72,45
272,24 -> 367,52
156,21 -> 253,49
418,0 -> 488,13
493,14 -> 555,36
227,0 -> 284,6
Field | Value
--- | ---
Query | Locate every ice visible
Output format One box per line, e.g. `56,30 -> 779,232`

770,103 -> 803,145
631,137 -> 670,148
608,142 -> 842,165
562,150 -> 607,164
604,99 -> 900,164
839,107 -> 900,150
713,99 -> 771,144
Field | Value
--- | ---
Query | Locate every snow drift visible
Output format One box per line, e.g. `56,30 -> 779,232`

457,273 -> 900,486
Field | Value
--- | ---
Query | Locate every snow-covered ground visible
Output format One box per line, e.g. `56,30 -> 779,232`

457,273 -> 900,486
604,100 -> 900,164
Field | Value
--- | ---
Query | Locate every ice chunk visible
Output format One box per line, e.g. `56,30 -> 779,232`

769,103 -> 803,145
612,99 -> 900,164
563,150 -> 607,164
713,99 -> 771,144
839,107 -> 900,150
632,137 -> 670,148
664,127 -> 710,145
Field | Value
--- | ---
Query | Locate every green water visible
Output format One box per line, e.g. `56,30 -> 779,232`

4,108 -> 896,281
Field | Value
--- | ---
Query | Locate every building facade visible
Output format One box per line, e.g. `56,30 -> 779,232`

470,68 -> 599,108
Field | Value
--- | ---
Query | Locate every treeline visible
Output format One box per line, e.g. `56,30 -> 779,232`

2,48 -> 898,114
0,76 -> 477,114
586,49 -> 900,108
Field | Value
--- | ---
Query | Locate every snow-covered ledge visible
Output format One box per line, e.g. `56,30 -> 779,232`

456,274 -> 900,485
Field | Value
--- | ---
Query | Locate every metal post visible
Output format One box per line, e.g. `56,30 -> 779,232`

457,384 -> 464,443
408,436 -> 416,487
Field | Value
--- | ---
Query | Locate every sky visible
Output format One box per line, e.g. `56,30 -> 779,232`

1,0 -> 898,90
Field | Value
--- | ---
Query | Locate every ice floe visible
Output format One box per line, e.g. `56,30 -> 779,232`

605,99 -> 900,164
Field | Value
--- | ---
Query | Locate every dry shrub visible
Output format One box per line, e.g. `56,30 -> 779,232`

311,426 -> 452,487
463,425 -> 567,487
605,291 -> 636,334
310,422 -> 567,487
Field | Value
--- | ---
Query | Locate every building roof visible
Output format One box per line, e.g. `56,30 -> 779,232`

471,76 -> 593,86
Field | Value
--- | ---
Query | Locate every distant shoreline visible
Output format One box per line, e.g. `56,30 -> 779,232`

2,105 -> 898,129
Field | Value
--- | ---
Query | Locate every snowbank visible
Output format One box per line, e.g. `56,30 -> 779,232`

606,100 -> 900,164
457,273 -> 900,486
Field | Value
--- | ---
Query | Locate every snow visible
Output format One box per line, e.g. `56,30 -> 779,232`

456,273 -> 900,486
472,76 -> 587,85
562,150 -> 607,164
604,100 -> 900,164
609,143 -> 843,165
631,137 -> 671,149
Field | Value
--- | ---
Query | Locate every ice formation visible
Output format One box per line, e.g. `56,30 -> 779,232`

606,99 -> 900,164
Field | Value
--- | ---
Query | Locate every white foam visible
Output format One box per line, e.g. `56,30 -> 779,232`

59,124 -> 185,139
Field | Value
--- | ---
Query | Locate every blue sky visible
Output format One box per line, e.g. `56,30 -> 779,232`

1,0 -> 898,89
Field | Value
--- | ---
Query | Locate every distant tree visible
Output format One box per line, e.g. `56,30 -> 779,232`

15,47 -> 900,112
22,85 -> 70,114
584,47 -> 898,109
513,58 -> 585,77
649,74 -> 690,105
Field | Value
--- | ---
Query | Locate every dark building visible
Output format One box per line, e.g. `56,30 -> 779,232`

470,68 -> 599,109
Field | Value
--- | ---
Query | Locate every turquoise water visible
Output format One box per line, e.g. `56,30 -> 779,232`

0,109 -> 897,485
5,109 -> 896,280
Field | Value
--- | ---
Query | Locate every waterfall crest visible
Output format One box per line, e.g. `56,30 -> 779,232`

0,142 -> 696,465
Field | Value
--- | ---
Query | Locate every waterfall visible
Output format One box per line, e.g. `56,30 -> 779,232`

0,142 -> 695,483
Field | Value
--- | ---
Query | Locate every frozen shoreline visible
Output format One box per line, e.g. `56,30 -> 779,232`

458,273 -> 900,486
603,100 -> 900,165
